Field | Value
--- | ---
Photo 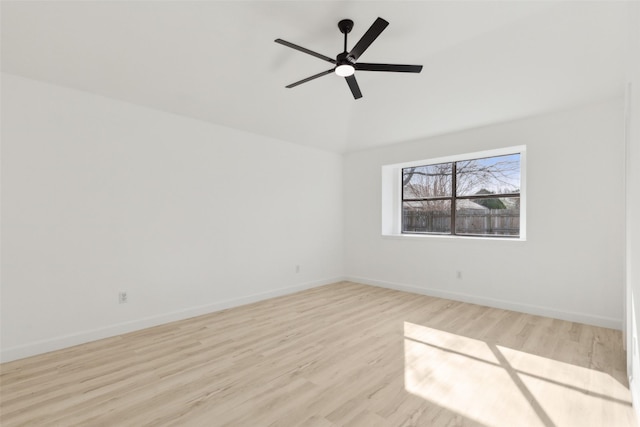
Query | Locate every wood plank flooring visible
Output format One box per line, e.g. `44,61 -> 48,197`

1,281 -> 636,426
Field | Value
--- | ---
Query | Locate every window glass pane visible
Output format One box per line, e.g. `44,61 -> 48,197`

402,163 -> 452,199
456,154 -> 520,197
455,197 -> 520,236
402,200 -> 451,233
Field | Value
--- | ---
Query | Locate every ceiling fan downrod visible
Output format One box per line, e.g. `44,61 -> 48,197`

338,19 -> 353,54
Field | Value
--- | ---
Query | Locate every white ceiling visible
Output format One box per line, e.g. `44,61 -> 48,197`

1,1 -> 630,153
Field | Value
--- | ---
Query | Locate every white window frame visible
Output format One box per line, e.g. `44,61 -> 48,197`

382,146 -> 527,240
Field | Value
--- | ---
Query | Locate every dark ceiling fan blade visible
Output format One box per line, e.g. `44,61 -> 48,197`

345,75 -> 363,99
275,39 -> 336,64
355,63 -> 423,73
285,69 -> 334,88
348,17 -> 389,61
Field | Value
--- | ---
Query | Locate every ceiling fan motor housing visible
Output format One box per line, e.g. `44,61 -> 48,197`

337,51 -> 356,65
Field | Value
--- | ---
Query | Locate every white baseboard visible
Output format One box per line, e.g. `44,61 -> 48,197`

3,276 -> 621,363
0,277 -> 342,363
345,276 -> 622,330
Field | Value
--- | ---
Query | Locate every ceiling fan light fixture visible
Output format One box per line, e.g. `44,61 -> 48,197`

335,64 -> 355,77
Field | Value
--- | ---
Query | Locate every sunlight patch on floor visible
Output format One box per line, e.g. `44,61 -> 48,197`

403,322 -> 633,427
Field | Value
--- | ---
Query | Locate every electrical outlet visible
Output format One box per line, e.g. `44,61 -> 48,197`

456,270 -> 462,279
119,291 -> 128,304
295,265 -> 300,273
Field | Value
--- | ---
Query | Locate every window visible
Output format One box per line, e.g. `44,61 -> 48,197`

401,152 -> 521,237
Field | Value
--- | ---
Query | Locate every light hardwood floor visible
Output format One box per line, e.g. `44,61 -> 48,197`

0,281 -> 636,426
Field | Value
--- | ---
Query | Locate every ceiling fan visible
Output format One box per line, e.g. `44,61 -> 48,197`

275,17 -> 423,100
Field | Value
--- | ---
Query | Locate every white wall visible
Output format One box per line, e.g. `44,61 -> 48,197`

624,0 -> 640,415
344,98 -> 625,328
0,74 -> 344,362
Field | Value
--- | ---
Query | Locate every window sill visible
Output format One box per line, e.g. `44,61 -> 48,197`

381,233 -> 526,242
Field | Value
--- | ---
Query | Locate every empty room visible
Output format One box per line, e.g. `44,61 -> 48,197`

1,1 -> 640,426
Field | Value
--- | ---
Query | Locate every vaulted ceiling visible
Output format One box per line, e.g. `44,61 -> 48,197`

1,1 -> 630,153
